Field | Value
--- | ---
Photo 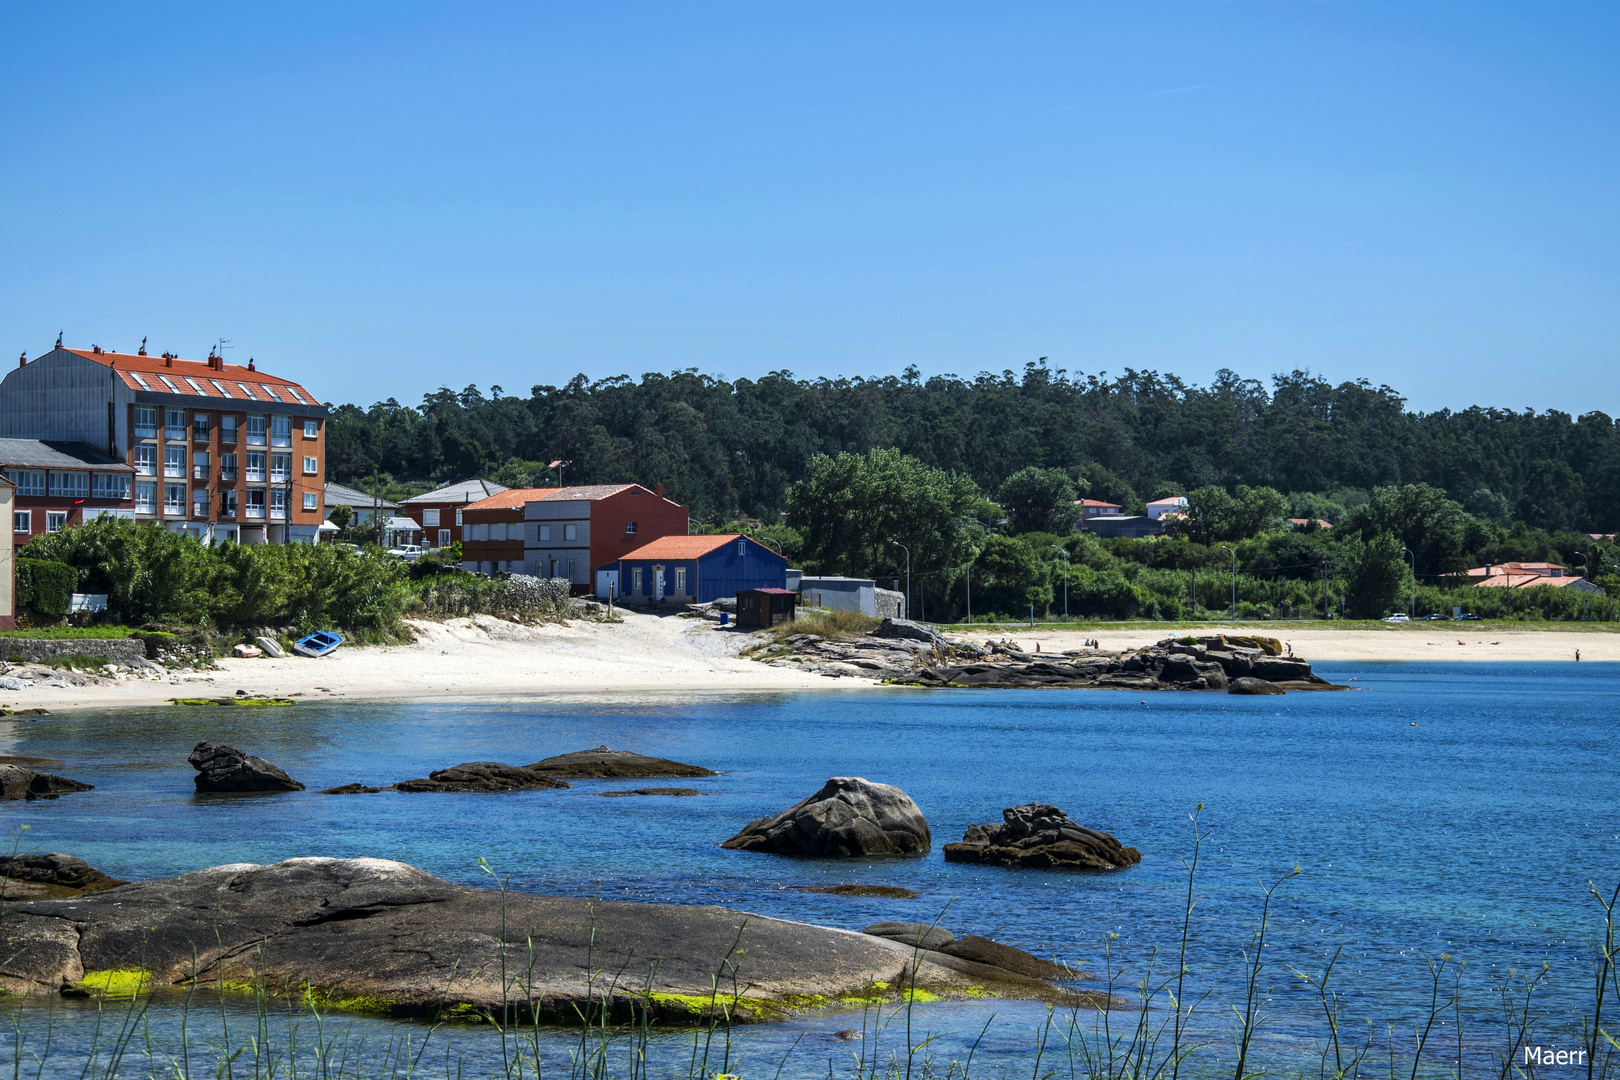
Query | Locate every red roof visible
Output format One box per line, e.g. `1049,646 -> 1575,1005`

1077,499 -> 1122,510
618,533 -> 783,561
741,587 -> 796,595
58,348 -> 319,406
465,487 -> 561,511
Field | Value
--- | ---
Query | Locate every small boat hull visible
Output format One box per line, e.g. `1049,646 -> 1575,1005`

293,631 -> 344,658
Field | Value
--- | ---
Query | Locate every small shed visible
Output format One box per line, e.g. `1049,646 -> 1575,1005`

736,588 -> 797,628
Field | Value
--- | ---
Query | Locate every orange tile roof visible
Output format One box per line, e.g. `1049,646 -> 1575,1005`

617,534 -> 772,561
59,348 -> 319,406
1474,572 -> 1589,589
464,487 -> 561,511
1076,499 -> 1122,509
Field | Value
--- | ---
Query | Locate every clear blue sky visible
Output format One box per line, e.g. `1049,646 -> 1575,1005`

2,3 -> 1615,414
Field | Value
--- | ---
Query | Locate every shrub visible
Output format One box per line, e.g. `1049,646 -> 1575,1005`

16,558 -> 78,617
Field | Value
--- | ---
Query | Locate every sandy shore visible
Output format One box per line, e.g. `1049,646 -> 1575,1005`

3,615 -> 1611,714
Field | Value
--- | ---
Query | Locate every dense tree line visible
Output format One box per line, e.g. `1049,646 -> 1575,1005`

325,364 -> 1620,534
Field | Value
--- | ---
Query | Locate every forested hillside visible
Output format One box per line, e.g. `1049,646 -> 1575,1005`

325,363 -> 1620,534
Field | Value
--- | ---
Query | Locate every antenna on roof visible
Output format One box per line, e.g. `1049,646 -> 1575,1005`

137,337 -> 147,356
217,338 -> 232,359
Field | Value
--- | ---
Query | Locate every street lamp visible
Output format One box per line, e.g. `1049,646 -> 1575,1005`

757,536 -> 782,555
1575,551 -> 1589,622
1402,546 -> 1416,617
891,540 -> 911,621
1050,545 -> 1070,621
1219,545 -> 1237,619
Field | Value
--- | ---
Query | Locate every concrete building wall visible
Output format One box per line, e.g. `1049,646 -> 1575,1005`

0,350 -> 131,452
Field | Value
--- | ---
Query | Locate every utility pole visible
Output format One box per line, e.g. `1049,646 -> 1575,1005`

1219,545 -> 1237,619
1403,546 -> 1416,616
1050,545 -> 1069,621
1322,560 -> 1329,620
891,540 -> 911,621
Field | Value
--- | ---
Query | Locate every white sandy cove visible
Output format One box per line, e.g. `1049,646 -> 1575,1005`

4,613 -> 1616,713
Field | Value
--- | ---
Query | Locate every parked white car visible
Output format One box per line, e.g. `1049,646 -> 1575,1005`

1383,613 -> 1410,623
388,544 -> 424,561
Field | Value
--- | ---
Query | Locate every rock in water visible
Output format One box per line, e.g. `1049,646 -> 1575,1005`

943,804 -> 1141,870
720,777 -> 931,857
863,921 -> 954,951
0,763 -> 94,802
394,762 -> 571,793
187,742 -> 305,793
525,747 -> 718,778
0,853 -> 125,899
1228,677 -> 1286,696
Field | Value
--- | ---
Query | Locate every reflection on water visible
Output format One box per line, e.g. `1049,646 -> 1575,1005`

1,661 -> 1616,1074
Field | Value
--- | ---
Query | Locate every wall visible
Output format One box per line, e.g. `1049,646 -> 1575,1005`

0,485 -> 12,629
798,577 -> 876,616
525,500 -> 591,583
461,506 -> 525,570
692,539 -> 786,603
0,350 -> 127,451
587,487 -> 690,575
1,638 -> 145,665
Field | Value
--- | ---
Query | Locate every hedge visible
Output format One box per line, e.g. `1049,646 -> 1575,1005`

17,558 -> 77,617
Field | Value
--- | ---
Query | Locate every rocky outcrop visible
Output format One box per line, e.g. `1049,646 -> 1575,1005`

188,742 -> 304,793
320,783 -> 383,795
0,853 -> 124,899
0,764 -> 93,802
862,922 -> 1076,979
720,777 -> 931,858
943,804 -> 1142,871
1228,676 -> 1285,695
591,788 -> 703,797
525,747 -> 718,779
394,762 -> 571,793
0,856 -> 1075,1018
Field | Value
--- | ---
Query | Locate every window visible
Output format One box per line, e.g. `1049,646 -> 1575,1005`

158,375 -> 182,394
220,453 -> 238,480
439,528 -> 451,547
270,488 -> 288,518
133,446 -> 156,476
164,483 -> 187,514
193,413 -> 209,439
455,507 -> 463,525
192,451 -> 209,479
134,406 -> 157,438
49,471 -> 88,497
290,389 -> 310,407
626,521 -> 637,534
422,508 -> 440,527
135,482 -> 157,513
539,524 -> 551,541
46,511 -> 67,533
303,492 -> 317,511
271,416 -> 291,446
164,446 -> 185,477
92,473 -> 129,499
12,511 -> 29,534
261,384 -> 282,403
219,489 -> 237,518
674,567 -> 687,594
303,456 -> 317,475
165,408 -> 186,439
246,452 -> 266,481
632,568 -> 643,593
246,489 -> 265,518
130,372 -> 153,391
5,470 -> 45,496
184,377 -> 208,395
564,523 -> 577,541
271,453 -> 290,482
192,488 -> 209,517
220,415 -> 237,441
246,415 -> 266,444
236,382 -> 258,401
209,379 -> 232,398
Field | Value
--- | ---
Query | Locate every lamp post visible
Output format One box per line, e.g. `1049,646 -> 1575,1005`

1050,545 -> 1070,621
1402,546 -> 1416,617
757,536 -> 781,555
1575,551 -> 1588,621
891,540 -> 911,621
1219,545 -> 1237,619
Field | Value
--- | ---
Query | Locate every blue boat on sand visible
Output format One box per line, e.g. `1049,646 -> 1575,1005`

292,630 -> 344,658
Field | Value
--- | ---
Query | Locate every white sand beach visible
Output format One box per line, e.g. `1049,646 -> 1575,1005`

3,614 -> 1614,713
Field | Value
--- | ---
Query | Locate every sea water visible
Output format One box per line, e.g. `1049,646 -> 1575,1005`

0,660 -> 1616,1077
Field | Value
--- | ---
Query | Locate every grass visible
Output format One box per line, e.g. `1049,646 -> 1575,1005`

765,607 -> 879,644
0,625 -> 141,639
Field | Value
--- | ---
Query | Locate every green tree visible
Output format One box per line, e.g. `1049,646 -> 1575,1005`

970,534 -> 1055,615
995,467 -> 1077,534
1344,531 -> 1407,618
1180,485 -> 1287,545
1342,483 -> 1469,576
787,448 -> 980,583
327,503 -> 354,530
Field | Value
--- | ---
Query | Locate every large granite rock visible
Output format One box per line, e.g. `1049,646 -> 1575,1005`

525,747 -> 718,778
394,762 -> 571,793
1228,676 -> 1285,696
0,853 -> 125,899
720,777 -> 931,858
0,764 -> 93,802
188,742 -> 304,793
871,619 -> 943,647
0,856 -> 1068,1018
943,804 -> 1142,870
861,923 -> 1076,980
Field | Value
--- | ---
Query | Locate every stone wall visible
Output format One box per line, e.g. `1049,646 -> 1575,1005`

0,638 -> 148,666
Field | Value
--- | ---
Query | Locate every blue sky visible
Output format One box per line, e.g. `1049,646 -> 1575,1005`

2,3 -> 1615,414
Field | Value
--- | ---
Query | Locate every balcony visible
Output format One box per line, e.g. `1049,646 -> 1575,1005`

135,465 -> 157,478
193,429 -> 210,443
163,504 -> 186,517
270,471 -> 290,485
219,469 -> 238,482
220,430 -> 238,445
193,465 -> 210,481
134,425 -> 157,440
165,427 -> 187,442
134,502 -> 157,515
247,432 -> 267,447
245,505 -> 266,520
164,466 -> 185,479
192,504 -> 210,520
220,507 -> 237,519
271,435 -> 291,449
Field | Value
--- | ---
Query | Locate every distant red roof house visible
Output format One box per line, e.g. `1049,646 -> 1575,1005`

1467,562 -> 1606,594
519,483 -> 690,591
1290,518 -> 1333,529
1146,496 -> 1187,521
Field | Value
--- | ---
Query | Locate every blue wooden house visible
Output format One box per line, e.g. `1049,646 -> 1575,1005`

610,534 -> 787,605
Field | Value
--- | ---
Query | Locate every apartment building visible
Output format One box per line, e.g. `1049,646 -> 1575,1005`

0,439 -> 135,541
461,487 -> 556,571
517,483 -> 689,589
0,344 -> 327,543
401,478 -> 507,548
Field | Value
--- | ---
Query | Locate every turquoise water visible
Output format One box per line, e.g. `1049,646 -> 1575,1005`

1,661 -> 1616,1076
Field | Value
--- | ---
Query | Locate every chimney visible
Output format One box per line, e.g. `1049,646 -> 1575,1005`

17,353 -> 25,369
164,354 -> 173,367
247,358 -> 256,372
656,483 -> 664,498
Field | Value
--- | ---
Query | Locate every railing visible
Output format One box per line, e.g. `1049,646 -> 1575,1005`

135,502 -> 157,515
164,465 -> 184,478
193,465 -> 210,481
220,507 -> 237,519
271,435 -> 291,448
246,471 -> 265,483
192,504 -> 210,519
220,469 -> 238,482
245,505 -> 266,519
220,431 -> 237,444
270,471 -> 289,484
247,432 -> 267,447
193,428 -> 209,442
134,425 -> 157,439
165,427 -> 187,441
163,503 -> 186,517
